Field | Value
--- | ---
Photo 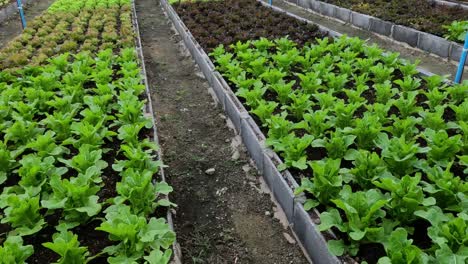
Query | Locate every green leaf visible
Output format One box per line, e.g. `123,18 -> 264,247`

327,239 -> 345,256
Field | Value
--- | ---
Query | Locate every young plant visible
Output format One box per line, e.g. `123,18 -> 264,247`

415,207 -> 468,262
319,186 -> 391,256
43,231 -> 90,264
96,204 -> 175,264
421,128 -> 461,166
343,149 -> 391,189
0,192 -> 45,236
375,133 -> 429,176
295,158 -> 343,209
373,173 -> 436,224
312,130 -> 356,160
0,236 -> 34,263
115,169 -> 174,216
269,133 -> 314,170
378,228 -> 428,264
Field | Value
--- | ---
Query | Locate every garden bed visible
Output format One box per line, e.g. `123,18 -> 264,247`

169,0 -> 468,263
318,0 -> 468,41
0,0 -> 176,263
281,0 -> 468,64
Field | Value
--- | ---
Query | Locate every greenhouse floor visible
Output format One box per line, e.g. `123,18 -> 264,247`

0,0 -> 54,48
135,0 -> 311,262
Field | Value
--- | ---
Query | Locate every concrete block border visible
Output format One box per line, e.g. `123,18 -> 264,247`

288,0 -> 467,65
131,2 -> 182,263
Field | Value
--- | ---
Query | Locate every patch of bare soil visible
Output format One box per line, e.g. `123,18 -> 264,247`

135,0 -> 310,263
0,0 -> 55,48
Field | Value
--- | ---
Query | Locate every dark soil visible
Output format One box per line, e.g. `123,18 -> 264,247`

174,0 -> 327,52
135,0 -> 310,263
322,0 -> 468,40
0,0 -> 55,49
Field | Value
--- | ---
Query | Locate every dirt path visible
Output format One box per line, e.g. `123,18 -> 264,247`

135,0 -> 309,263
264,0 -> 467,78
0,0 -> 55,48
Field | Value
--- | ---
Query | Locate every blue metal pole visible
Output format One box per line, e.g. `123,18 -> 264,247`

16,0 -> 27,29
269,0 -> 272,5
455,33 -> 468,84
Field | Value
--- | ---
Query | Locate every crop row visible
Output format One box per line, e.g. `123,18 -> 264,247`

210,35 -> 467,263
0,0 -> 134,70
0,0 -> 175,263
320,0 -> 468,43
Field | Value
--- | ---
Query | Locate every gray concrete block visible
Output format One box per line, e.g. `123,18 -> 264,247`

318,2 -> 335,17
297,0 -> 308,8
211,72 -> 227,107
450,43 -> 468,65
418,33 -> 450,58
351,11 -> 371,30
273,171 -> 295,222
224,93 -> 245,133
369,17 -> 393,36
241,118 -> 265,173
292,203 -> 340,264
335,6 -> 351,23
309,0 -> 320,11
393,25 -> 420,47
262,152 -> 278,193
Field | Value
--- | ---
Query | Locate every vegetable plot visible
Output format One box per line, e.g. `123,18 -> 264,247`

0,0 -> 135,70
211,36 -> 468,263
0,0 -> 175,263
320,0 -> 468,43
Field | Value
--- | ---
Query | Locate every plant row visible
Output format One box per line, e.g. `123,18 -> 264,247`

0,0 -> 12,9
173,0 -> 326,52
0,0 -> 176,262
210,36 -> 467,263
320,0 -> 468,43
0,0 -> 134,70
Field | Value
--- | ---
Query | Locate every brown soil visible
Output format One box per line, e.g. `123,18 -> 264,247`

135,0 -> 310,263
0,0 -> 55,49
174,0 -> 327,52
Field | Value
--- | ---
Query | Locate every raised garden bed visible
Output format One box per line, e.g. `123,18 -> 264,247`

167,0 -> 468,263
282,0 -> 468,63
319,0 -> 468,39
0,0 -> 176,262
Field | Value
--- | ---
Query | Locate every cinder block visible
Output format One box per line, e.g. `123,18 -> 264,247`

418,33 -> 450,58
335,6 -> 351,23
319,2 -> 335,17
292,203 -> 341,264
224,93 -> 245,133
449,43 -> 468,65
393,25 -> 420,47
241,118 -> 265,172
369,17 -> 393,36
351,11 -> 371,30
273,171 -> 295,222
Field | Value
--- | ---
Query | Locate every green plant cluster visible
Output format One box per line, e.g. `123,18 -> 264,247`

443,20 -> 468,42
0,49 -> 175,263
0,0 -> 175,262
212,36 -> 468,263
0,0 -> 134,71
0,0 -> 10,9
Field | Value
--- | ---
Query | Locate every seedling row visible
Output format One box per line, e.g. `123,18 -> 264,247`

0,0 -> 175,263
172,0 -> 467,263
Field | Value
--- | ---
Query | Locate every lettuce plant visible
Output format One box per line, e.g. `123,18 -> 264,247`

312,130 -> 356,160
0,236 -> 34,263
378,228 -> 428,264
269,133 -> 314,170
43,231 -> 90,264
415,207 -> 468,262
319,186 -> 391,256
421,128 -> 461,166
295,158 -> 342,209
96,204 -> 175,264
343,149 -> 390,189
0,192 -> 45,235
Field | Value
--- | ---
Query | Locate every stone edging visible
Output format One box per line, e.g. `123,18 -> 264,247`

287,0 -> 467,65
